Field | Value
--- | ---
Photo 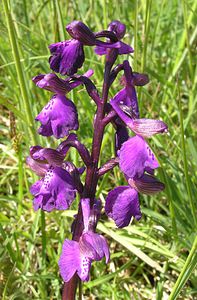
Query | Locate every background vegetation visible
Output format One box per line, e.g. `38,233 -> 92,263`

0,0 -> 196,299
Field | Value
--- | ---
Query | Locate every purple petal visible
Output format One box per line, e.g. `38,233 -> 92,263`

95,42 -> 133,56
81,232 -> 110,263
130,119 -> 168,138
119,135 -> 159,178
95,40 -> 121,49
132,72 -> 149,86
66,21 -> 96,46
108,20 -> 126,40
35,95 -> 79,139
94,46 -> 107,56
81,198 -> 90,232
31,147 -> 64,166
32,73 -> 71,94
128,174 -> 165,195
77,254 -> 92,281
59,239 -> 80,282
33,194 -> 44,211
33,166 -> 76,212
105,186 -> 141,228
26,156 -> 48,177
30,179 -> 43,195
118,41 -> 134,54
49,40 -> 85,76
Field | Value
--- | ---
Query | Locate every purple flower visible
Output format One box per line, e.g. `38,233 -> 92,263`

95,21 -> 133,56
118,135 -> 159,178
110,61 -> 168,137
30,166 -> 76,212
35,94 -> 79,139
49,21 -> 121,75
59,198 -> 110,282
110,95 -> 167,137
105,172 -> 164,228
105,186 -> 141,228
105,135 -> 165,228
32,69 -> 93,94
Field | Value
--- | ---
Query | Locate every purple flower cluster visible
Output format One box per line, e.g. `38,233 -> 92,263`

28,20 -> 167,291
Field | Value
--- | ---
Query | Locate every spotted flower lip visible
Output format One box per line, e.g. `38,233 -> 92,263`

105,186 -> 141,228
31,166 -> 76,212
118,135 -> 159,179
35,94 -> 79,139
32,69 -> 94,94
58,198 -> 110,282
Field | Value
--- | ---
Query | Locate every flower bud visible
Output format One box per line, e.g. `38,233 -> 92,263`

108,20 -> 126,40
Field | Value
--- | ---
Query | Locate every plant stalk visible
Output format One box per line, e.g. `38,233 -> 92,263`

62,51 -> 115,300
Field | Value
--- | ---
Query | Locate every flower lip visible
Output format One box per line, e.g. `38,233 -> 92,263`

32,166 -> 76,212
118,135 -> 159,179
105,186 -> 141,228
49,40 -> 85,76
35,94 -> 79,139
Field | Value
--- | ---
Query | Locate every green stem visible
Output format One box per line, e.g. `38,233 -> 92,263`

134,0 -> 138,71
141,0 -> 152,73
2,0 -> 37,144
41,210 -> 46,267
178,83 -> 197,228
169,236 -> 197,300
182,0 -> 194,81
17,145 -> 23,217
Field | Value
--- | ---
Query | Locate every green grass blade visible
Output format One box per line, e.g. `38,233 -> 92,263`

169,236 -> 197,300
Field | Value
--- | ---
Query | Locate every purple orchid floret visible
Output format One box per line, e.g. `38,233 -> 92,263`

32,69 -> 93,94
118,135 -> 159,179
110,95 -> 168,137
49,21 -> 121,76
59,198 -> 109,282
105,186 -> 141,228
31,166 -> 76,212
35,94 -> 79,139
94,20 -> 133,56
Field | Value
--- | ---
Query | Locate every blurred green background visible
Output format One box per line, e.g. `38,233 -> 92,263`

0,0 -> 196,299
